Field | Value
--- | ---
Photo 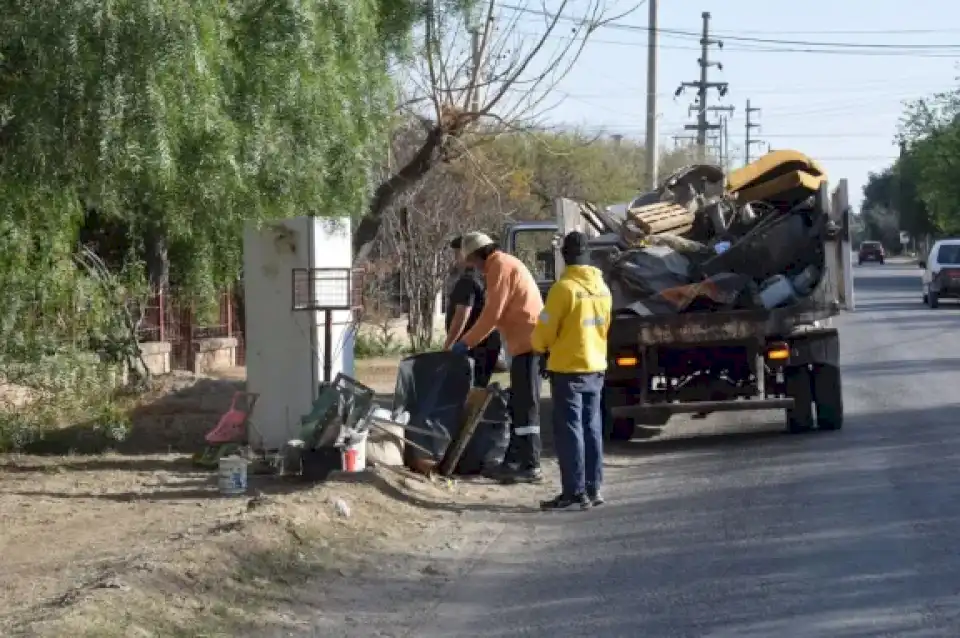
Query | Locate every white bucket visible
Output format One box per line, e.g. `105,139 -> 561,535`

218,456 -> 249,495
340,432 -> 369,472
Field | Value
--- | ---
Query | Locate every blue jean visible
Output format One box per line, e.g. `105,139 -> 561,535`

551,372 -> 604,497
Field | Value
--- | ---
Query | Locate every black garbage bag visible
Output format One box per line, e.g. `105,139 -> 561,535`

455,388 -> 511,475
608,278 -> 677,316
392,351 -> 510,474
700,210 -> 814,281
607,245 -> 694,303
393,352 -> 471,466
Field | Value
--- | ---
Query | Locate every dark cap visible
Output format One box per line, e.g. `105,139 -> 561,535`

561,231 -> 590,266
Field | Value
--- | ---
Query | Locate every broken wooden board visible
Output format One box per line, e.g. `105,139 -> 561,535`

437,386 -> 496,477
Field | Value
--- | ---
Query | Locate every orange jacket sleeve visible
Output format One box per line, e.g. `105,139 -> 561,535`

461,258 -> 510,347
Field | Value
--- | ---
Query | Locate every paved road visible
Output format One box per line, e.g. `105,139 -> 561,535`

411,262 -> 960,638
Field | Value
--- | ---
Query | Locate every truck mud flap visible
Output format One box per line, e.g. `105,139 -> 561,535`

611,397 -> 794,419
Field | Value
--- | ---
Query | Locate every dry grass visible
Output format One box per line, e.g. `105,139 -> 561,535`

0,454 -> 515,637
0,359 -> 546,637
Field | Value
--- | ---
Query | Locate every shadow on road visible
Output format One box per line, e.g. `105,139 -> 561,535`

843,357 -> 960,377
852,274 -> 920,293
607,427 -> 789,457
418,402 -> 960,637
853,299 -> 924,313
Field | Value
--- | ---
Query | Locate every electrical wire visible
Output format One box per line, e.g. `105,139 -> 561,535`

499,3 -> 960,56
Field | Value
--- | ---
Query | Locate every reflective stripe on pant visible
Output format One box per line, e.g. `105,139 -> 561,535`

506,351 -> 542,468
551,372 -> 604,497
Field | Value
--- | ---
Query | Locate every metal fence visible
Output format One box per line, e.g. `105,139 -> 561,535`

137,288 -> 245,370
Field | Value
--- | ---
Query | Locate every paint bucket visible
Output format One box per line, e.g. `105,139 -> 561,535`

340,432 -> 369,472
218,456 -> 249,495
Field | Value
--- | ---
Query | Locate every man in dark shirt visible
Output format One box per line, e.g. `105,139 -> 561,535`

444,236 -> 502,387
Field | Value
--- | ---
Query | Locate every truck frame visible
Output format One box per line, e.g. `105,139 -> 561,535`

502,181 -> 853,441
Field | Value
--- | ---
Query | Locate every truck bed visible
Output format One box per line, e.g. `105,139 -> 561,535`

608,296 -> 840,347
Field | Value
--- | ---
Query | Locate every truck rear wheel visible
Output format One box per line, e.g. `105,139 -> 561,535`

784,365 -> 815,433
812,363 -> 843,430
608,419 -> 662,442
609,417 -> 635,442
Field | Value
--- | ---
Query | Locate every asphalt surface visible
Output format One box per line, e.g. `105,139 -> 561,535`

412,261 -> 960,638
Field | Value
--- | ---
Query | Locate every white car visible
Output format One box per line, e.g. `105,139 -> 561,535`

921,239 -> 960,308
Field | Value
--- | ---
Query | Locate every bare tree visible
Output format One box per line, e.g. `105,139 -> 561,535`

375,120 -> 505,351
354,0 -> 635,259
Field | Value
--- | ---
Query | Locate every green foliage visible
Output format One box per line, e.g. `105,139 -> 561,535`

0,0 -> 401,293
0,0 -> 434,448
874,87 -> 960,237
354,332 -> 406,358
484,131 -> 703,219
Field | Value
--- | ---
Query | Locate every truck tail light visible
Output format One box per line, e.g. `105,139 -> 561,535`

615,355 -> 639,367
766,342 -> 790,361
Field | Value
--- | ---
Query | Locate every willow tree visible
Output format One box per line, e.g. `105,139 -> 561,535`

0,0 -> 406,298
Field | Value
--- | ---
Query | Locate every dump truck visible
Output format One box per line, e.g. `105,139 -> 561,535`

503,151 -> 854,441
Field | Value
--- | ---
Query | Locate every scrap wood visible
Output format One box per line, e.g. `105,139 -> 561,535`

437,386 -> 497,477
621,202 -> 695,244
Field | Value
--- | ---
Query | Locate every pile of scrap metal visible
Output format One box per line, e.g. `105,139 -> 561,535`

594,150 -> 836,316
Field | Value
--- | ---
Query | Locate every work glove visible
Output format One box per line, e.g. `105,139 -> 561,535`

450,342 -> 469,356
538,354 -> 551,380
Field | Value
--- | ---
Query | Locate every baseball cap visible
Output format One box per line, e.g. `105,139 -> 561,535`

460,232 -> 494,256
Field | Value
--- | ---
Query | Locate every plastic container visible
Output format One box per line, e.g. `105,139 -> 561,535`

218,456 -> 249,496
791,265 -> 820,297
340,432 -> 369,472
759,275 -> 797,309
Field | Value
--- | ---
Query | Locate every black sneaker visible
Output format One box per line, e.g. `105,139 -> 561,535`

481,462 -> 517,480
497,466 -> 543,485
587,491 -> 605,507
540,493 -> 591,511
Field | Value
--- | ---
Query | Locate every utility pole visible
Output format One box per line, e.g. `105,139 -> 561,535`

676,12 -> 728,161
721,115 -> 730,171
745,99 -> 763,164
689,104 -> 734,165
644,0 -> 659,190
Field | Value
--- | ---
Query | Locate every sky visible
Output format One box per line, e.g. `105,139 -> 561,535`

502,0 -> 960,210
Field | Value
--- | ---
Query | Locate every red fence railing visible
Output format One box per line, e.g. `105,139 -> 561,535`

137,288 -> 245,370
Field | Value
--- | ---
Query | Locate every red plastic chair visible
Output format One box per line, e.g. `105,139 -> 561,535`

194,392 -> 259,467
206,392 -> 257,444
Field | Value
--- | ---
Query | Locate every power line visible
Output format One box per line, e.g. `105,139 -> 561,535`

521,30 -> 960,57
501,4 -> 960,56
653,28 -> 960,50
498,3 -> 960,37
552,84 -> 940,101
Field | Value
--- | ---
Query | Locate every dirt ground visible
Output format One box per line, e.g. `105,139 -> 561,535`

0,360 -> 550,637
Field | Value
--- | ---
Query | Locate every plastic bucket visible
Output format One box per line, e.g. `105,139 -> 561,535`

340,432 -> 369,472
218,456 -> 249,495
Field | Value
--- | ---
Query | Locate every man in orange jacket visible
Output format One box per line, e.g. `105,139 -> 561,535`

451,232 -> 545,483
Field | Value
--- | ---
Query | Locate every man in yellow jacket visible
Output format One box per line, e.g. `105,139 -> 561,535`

531,231 -> 612,510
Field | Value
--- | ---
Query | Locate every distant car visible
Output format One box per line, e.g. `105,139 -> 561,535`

858,241 -> 885,265
921,239 -> 960,308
